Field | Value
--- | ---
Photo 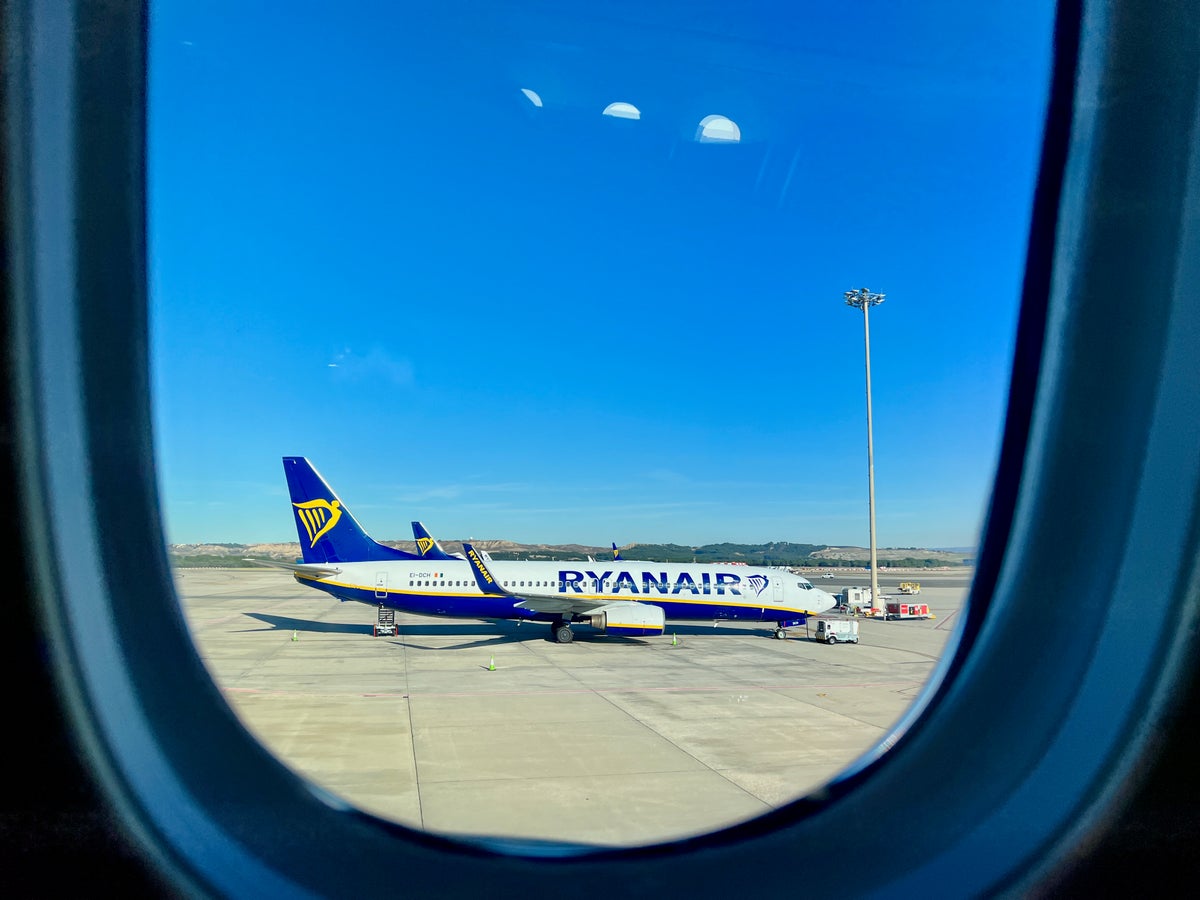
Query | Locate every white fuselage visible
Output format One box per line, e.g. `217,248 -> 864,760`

297,557 -> 837,623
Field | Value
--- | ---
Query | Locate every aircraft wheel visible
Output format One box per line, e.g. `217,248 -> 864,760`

827,634 -> 838,645
554,624 -> 574,644
774,628 -> 786,640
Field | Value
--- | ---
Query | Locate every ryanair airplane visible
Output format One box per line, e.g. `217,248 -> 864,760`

252,457 -> 837,643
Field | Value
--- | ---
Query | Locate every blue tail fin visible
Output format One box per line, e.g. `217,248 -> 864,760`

612,543 -> 622,561
282,457 -> 418,564
412,521 -> 464,561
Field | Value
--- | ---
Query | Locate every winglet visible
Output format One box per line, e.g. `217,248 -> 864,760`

462,542 -> 510,596
412,521 -> 464,560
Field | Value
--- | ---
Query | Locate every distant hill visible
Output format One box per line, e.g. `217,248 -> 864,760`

807,546 -> 970,565
169,540 -> 973,568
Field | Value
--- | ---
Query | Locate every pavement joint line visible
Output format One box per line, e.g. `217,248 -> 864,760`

934,608 -> 961,631
801,704 -> 905,731
220,680 -> 929,699
412,767 -> 735,787
591,683 -> 772,813
409,628 -> 779,814
396,622 -> 426,830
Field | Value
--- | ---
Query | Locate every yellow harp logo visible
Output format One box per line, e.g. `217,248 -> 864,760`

416,537 -> 435,556
294,499 -> 342,548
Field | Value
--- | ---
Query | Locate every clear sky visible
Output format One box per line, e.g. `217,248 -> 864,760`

148,1 -> 1056,550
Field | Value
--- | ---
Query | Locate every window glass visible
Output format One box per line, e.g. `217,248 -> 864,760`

151,0 -> 1054,850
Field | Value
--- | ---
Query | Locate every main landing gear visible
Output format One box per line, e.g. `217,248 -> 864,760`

550,619 -> 574,644
774,627 -> 788,640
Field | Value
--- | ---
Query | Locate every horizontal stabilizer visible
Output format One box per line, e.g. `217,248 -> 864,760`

243,558 -> 342,578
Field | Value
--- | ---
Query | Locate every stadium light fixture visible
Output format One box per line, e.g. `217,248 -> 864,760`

844,288 -> 886,616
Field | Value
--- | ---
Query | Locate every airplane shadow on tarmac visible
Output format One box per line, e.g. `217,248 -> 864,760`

661,622 -> 809,639
388,620 -> 650,649
387,620 -> 531,650
237,613 -> 760,645
238,613 -> 650,647
241,613 -> 372,635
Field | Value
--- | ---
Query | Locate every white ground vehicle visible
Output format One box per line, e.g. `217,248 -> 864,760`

815,619 -> 860,644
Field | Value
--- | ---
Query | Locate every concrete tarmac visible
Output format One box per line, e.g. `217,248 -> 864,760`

175,569 -> 971,847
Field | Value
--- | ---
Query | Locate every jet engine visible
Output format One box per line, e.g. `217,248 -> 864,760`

586,602 -> 666,637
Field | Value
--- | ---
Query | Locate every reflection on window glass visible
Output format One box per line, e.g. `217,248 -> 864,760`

151,1 -> 1054,846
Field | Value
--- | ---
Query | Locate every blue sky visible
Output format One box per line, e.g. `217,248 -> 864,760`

148,1 -> 1056,549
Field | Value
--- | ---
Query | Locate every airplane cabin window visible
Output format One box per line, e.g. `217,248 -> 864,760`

129,0 -> 1200,875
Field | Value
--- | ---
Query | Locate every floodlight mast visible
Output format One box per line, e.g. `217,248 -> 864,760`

844,288 -> 886,617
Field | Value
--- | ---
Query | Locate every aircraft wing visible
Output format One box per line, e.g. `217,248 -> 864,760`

509,594 -> 611,615
244,558 -> 342,578
462,542 -> 615,615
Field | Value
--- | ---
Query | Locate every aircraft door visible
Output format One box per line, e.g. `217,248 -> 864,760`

375,572 -> 387,599
761,577 -> 784,620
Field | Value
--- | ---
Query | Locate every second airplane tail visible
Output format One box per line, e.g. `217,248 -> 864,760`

283,457 -> 419,564
412,521 -> 464,561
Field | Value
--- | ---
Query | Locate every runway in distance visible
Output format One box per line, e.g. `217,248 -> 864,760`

250,457 -> 838,642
